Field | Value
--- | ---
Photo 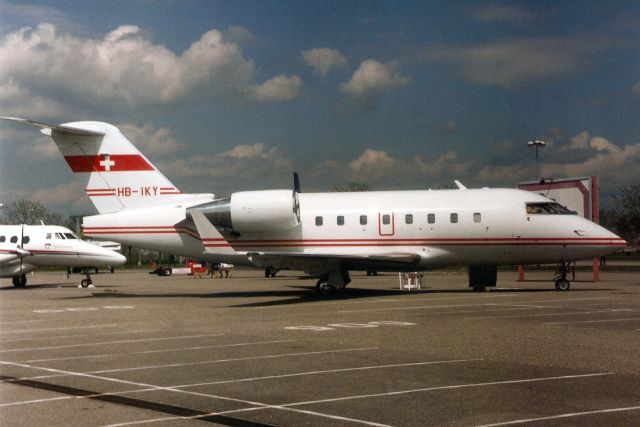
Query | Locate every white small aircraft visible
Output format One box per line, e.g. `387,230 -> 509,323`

1,117 -> 625,293
0,224 -> 127,288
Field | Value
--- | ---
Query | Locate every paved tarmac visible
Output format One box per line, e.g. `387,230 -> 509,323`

1,268 -> 639,426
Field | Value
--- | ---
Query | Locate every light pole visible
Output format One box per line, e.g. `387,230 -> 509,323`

527,140 -> 546,181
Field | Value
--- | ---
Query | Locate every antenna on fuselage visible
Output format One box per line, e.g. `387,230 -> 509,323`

454,180 -> 467,190
293,172 -> 302,222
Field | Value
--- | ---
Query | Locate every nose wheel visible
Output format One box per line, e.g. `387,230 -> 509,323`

554,262 -> 572,291
80,268 -> 93,288
555,278 -> 570,291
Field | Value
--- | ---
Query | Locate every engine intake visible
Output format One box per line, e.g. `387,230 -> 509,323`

191,190 -> 300,234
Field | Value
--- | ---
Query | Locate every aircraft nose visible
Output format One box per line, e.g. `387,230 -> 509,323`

110,251 -> 127,265
594,223 -> 626,250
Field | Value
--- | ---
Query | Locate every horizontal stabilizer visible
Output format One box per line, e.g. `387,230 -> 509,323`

189,209 -> 236,255
1,117 -> 105,137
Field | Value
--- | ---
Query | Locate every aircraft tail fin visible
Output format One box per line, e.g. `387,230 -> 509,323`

2,117 -> 185,214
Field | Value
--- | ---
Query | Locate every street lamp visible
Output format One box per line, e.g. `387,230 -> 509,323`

527,140 -> 546,181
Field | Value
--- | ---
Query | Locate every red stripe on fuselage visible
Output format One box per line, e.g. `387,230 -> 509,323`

64,155 -> 153,172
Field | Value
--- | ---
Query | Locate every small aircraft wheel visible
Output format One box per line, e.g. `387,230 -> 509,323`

81,279 -> 90,288
316,281 -> 337,296
12,275 -> 27,288
555,279 -> 570,291
164,268 -> 172,276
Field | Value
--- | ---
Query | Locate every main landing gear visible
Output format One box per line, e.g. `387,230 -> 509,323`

315,268 -> 351,296
554,262 -> 572,291
12,274 -> 27,288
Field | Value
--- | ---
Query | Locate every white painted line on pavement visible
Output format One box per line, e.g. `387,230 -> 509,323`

475,405 -> 640,426
0,333 -> 225,353
0,324 -> 118,335
26,339 -> 297,363
464,309 -> 632,320
91,347 -> 378,374
545,317 -> 640,325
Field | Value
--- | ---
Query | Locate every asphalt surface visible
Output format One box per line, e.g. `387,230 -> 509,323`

1,268 -> 639,426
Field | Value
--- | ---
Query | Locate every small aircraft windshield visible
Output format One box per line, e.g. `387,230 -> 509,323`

64,233 -> 77,239
526,202 -> 576,215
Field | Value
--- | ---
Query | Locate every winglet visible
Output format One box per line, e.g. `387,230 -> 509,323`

1,117 -> 105,137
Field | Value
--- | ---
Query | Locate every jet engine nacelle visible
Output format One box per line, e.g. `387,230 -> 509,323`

195,190 -> 300,235
231,190 -> 300,233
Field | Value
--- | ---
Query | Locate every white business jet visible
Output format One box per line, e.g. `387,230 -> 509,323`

1,117 -> 625,293
0,224 -> 127,288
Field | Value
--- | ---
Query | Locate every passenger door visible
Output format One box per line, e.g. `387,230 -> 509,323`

378,212 -> 395,236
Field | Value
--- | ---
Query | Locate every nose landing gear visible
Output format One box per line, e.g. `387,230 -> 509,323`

80,267 -> 94,288
554,262 -> 572,291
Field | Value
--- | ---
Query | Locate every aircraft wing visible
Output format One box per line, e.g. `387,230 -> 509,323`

246,251 -> 421,276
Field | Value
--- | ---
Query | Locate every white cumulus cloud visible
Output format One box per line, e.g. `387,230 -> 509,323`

341,60 -> 409,110
223,143 -> 265,159
302,48 -> 347,75
0,23 -> 301,116
252,75 -> 302,103
423,36 -> 616,88
349,149 -> 395,180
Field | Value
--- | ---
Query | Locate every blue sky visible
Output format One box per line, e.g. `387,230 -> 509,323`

1,0 -> 639,214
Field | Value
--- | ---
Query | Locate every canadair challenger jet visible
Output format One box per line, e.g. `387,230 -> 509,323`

1,117 -> 625,293
0,224 -> 126,288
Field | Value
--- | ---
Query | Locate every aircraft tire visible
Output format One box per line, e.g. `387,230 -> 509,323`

81,279 -> 90,288
316,280 -> 338,296
12,275 -> 27,288
555,279 -> 570,291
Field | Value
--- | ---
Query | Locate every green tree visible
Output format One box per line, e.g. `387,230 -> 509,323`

331,182 -> 371,192
0,199 -> 64,225
600,184 -> 640,246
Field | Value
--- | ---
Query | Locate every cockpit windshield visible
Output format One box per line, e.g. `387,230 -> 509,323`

64,233 -> 77,239
526,202 -> 576,215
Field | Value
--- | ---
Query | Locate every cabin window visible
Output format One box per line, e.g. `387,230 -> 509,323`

405,214 -> 413,224
46,233 -> 52,239
55,233 -> 65,239
427,213 -> 435,224
473,212 -> 481,223
382,214 -> 391,225
450,213 -> 458,223
315,216 -> 323,226
360,215 -> 367,225
337,216 -> 344,226
10,236 -> 18,243
64,233 -> 77,239
0,236 -> 5,243
526,202 -> 575,215
22,236 -> 30,244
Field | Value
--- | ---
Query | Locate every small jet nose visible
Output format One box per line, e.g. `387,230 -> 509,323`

109,251 -> 127,265
594,223 -> 626,252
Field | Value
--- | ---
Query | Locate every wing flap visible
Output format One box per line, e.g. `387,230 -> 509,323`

247,251 -> 421,274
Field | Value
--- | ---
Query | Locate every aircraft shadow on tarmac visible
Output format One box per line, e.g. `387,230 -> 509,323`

0,283 -> 129,291
50,281 -> 617,308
